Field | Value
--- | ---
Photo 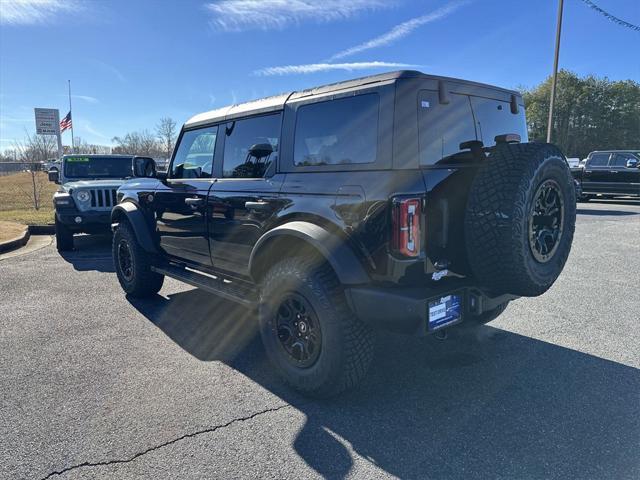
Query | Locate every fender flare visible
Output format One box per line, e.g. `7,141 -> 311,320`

111,202 -> 157,253
249,221 -> 370,285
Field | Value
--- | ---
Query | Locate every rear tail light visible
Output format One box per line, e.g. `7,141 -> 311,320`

391,197 -> 422,257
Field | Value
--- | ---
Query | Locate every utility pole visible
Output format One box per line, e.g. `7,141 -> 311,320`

68,80 -> 75,153
547,0 -> 564,143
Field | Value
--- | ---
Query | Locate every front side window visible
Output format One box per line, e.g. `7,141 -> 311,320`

610,153 -> 635,167
222,114 -> 281,178
294,94 -> 379,167
588,153 -> 610,167
171,126 -> 217,179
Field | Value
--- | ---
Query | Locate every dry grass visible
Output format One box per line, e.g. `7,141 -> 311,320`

0,171 -> 57,225
0,221 -> 27,243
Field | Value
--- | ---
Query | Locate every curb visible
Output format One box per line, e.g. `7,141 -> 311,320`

29,224 -> 56,235
0,226 -> 31,254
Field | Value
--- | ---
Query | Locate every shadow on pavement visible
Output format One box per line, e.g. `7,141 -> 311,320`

129,289 -> 640,479
576,208 -> 638,216
59,234 -> 114,272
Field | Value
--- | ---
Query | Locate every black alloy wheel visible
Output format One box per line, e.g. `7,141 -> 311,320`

274,293 -> 322,368
528,179 -> 565,263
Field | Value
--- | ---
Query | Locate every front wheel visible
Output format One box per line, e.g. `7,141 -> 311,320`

55,218 -> 74,252
113,222 -> 164,297
259,258 -> 373,398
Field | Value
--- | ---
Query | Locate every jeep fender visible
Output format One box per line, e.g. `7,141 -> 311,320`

249,221 -> 370,285
111,202 -> 157,253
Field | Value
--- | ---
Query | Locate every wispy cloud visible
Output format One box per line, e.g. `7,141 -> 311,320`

205,0 -> 392,31
88,59 -> 126,82
254,61 -> 420,76
80,121 -> 108,140
328,1 -> 469,61
0,0 -> 81,25
58,94 -> 99,104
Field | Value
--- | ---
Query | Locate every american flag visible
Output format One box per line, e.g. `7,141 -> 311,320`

60,111 -> 72,133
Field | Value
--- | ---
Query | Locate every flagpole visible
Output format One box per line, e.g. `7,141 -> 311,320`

68,79 -> 75,153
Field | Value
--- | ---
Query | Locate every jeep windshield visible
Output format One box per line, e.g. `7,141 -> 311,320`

64,156 -> 133,179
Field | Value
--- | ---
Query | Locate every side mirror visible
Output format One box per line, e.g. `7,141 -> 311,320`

156,171 -> 168,181
626,159 -> 639,169
48,169 -> 59,184
133,157 -> 157,178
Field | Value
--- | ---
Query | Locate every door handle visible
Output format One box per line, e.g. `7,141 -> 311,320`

245,201 -> 270,211
185,197 -> 204,206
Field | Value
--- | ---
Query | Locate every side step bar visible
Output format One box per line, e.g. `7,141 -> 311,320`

151,264 -> 257,307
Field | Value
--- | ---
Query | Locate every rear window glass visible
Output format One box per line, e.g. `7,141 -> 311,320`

470,96 -> 528,147
294,94 -> 379,167
418,92 -> 477,166
223,113 -> 281,178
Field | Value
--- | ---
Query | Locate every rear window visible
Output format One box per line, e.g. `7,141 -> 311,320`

294,94 -> 379,167
418,92 -> 476,166
470,96 -> 528,147
418,91 -> 528,167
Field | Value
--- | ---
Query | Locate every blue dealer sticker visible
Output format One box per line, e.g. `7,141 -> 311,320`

428,294 -> 462,330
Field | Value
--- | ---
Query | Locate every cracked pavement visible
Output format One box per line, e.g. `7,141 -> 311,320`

1,200 -> 639,479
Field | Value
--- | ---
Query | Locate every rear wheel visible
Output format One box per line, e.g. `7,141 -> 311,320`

55,218 -> 74,252
113,222 -> 164,297
259,258 -> 373,398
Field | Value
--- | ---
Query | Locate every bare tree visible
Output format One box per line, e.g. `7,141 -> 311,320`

112,130 -> 162,157
156,117 -> 177,160
11,132 -> 57,210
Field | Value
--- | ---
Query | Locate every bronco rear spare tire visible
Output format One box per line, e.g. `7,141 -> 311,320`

465,143 -> 576,297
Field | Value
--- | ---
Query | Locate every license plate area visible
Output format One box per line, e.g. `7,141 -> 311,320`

428,292 -> 464,331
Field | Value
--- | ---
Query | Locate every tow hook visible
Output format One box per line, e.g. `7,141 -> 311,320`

434,329 -> 448,341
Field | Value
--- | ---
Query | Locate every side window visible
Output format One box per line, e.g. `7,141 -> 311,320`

610,153 -> 634,167
418,92 -> 477,166
222,114 -> 281,178
294,94 -> 379,166
170,126 -> 217,179
588,153 -> 610,167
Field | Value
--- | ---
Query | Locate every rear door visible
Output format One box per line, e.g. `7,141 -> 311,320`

208,113 -> 284,277
583,153 -> 611,193
153,126 -> 218,265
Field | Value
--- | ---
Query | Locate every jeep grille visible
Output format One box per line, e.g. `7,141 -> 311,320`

89,189 -> 117,210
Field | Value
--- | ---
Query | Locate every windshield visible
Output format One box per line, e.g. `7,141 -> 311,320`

64,156 -> 133,179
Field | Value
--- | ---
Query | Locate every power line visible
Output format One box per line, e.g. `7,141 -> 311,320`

579,0 -> 640,32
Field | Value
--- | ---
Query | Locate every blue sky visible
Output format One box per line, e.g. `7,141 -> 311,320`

1,0 -> 638,150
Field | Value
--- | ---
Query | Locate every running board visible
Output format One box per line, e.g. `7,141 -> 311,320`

151,264 -> 257,307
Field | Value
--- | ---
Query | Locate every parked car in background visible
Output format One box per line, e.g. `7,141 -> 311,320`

110,70 -> 576,397
572,150 -> 640,200
566,157 -> 580,168
48,154 -> 156,251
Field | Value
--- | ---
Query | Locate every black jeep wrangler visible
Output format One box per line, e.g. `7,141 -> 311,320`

112,71 -> 576,397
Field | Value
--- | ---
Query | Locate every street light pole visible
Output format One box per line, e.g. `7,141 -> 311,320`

547,0 -> 564,143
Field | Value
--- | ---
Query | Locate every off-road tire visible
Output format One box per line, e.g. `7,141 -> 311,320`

465,143 -> 576,297
259,258 -> 373,398
113,221 -> 164,297
55,218 -> 74,252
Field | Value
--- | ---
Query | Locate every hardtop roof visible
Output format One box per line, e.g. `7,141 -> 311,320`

184,70 -> 521,128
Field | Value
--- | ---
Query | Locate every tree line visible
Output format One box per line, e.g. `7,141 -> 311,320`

1,71 -> 638,163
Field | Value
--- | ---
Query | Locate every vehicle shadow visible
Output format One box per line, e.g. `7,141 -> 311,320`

58,234 -> 114,272
129,290 -> 640,480
576,208 -> 638,216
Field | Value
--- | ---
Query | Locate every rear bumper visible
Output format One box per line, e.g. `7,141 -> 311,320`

345,283 -> 517,336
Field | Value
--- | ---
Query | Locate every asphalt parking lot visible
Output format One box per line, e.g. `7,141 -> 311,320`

1,200 -> 639,480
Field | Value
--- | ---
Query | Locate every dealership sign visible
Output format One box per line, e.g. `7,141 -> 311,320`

34,108 -> 60,135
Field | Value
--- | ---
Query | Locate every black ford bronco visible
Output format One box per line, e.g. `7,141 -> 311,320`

111,71 -> 576,397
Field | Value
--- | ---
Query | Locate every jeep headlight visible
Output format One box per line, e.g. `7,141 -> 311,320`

76,190 -> 91,203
